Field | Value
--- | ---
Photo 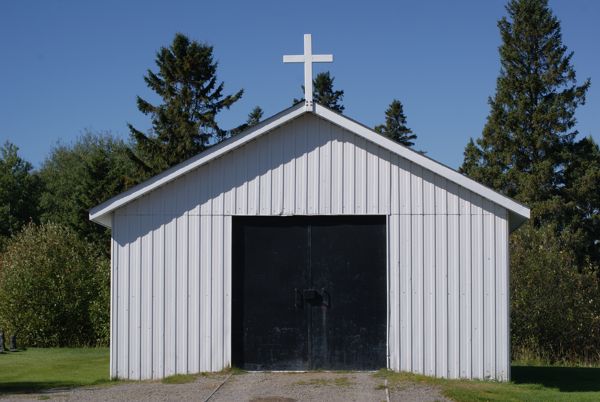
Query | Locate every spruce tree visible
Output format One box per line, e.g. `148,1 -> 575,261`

230,106 -> 264,136
375,99 -> 417,147
295,71 -> 344,113
461,0 -> 590,220
246,106 -> 264,127
128,33 -> 243,178
562,136 -> 600,264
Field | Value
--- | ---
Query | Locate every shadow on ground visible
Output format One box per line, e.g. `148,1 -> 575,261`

0,380 -> 111,395
512,365 -> 600,392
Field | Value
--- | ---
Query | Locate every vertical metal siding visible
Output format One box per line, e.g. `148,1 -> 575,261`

111,113 -> 510,381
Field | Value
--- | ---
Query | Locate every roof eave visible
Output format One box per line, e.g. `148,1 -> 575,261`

313,104 -> 531,225
90,103 -> 530,229
89,103 -> 308,228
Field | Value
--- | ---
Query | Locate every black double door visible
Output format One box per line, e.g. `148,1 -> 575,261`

232,215 -> 387,370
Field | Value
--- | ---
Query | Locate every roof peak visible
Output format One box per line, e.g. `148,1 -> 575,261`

90,103 -> 529,230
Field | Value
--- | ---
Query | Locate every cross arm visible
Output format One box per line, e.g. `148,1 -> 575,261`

312,54 -> 333,62
283,55 -> 305,63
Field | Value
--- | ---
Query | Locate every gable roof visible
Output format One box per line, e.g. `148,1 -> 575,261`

90,103 -> 530,230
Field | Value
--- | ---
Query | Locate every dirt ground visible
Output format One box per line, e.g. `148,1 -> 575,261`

1,372 -> 449,402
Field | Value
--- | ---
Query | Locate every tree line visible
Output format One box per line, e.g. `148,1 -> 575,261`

0,0 -> 599,363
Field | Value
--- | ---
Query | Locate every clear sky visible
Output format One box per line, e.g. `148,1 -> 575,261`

1,0 -> 598,169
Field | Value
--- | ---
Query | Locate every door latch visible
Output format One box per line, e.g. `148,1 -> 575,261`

294,288 -> 303,310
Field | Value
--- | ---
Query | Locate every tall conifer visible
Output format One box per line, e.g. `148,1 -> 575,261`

129,33 -> 243,177
461,0 -> 598,265
461,0 -> 590,219
375,99 -> 417,147
295,71 -> 344,113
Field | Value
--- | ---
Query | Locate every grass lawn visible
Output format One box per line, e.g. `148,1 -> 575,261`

0,348 -> 110,394
2,348 -> 600,400
377,364 -> 600,401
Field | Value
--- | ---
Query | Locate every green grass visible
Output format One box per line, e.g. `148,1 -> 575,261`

161,366 -> 246,384
161,373 -> 197,384
376,364 -> 600,401
2,348 -> 599,400
295,377 -> 352,387
0,348 -> 111,394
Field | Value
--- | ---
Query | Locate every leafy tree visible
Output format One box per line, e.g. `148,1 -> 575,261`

295,71 -> 344,113
0,142 -> 41,242
128,33 -> 243,178
511,224 -> 600,362
375,99 -> 417,147
39,132 -> 135,253
0,223 -> 109,346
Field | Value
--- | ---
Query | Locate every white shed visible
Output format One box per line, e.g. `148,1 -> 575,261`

90,36 -> 529,381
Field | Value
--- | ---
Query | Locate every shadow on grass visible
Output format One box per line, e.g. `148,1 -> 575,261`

512,365 -> 600,392
0,380 -> 113,395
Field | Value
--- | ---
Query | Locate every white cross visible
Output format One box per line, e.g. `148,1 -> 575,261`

283,34 -> 333,110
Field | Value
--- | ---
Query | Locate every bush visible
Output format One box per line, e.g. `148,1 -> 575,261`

0,223 -> 109,346
511,224 -> 600,364
89,257 -> 110,346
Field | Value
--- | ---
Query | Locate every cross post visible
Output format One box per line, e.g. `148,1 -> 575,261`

283,34 -> 333,110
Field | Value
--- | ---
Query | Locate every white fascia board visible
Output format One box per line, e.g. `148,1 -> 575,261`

315,104 -> 531,221
89,104 -> 307,227
90,102 -> 530,230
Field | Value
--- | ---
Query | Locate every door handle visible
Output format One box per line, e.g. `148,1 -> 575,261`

302,288 -> 330,308
294,288 -> 303,310
321,288 -> 331,308
303,288 -> 321,303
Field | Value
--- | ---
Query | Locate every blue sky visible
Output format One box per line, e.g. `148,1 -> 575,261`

1,0 -> 598,169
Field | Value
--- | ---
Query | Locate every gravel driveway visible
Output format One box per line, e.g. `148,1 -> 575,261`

1,372 -> 449,402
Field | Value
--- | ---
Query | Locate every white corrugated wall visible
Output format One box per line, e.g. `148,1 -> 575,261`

111,113 -> 510,381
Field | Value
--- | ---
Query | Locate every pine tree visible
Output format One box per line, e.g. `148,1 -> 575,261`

461,0 -> 590,217
295,71 -> 344,113
375,99 -> 417,147
128,33 -> 243,178
461,0 -> 596,264
562,136 -> 600,264
230,106 -> 264,137
246,106 -> 263,127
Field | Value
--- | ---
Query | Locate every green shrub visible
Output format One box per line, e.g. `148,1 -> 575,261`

0,223 -> 109,346
88,257 -> 110,346
511,224 -> 600,364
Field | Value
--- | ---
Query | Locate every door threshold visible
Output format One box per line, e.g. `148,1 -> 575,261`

247,370 -> 380,373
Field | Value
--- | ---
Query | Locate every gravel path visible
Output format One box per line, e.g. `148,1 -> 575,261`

1,372 -> 449,402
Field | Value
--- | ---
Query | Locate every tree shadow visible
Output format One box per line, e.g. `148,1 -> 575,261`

511,365 -> 600,392
0,378 -> 113,395
0,381 -> 79,395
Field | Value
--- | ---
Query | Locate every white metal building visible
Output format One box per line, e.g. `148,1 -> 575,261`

90,34 -> 529,381
91,102 -> 529,381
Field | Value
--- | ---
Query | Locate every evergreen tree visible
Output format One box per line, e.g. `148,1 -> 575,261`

461,0 -> 599,360
0,142 -> 41,242
230,106 -> 264,137
129,33 -> 243,178
295,71 -> 344,113
460,0 -> 591,229
562,136 -> 600,264
246,106 -> 264,127
375,99 -> 417,147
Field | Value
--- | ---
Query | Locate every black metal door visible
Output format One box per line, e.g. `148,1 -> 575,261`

232,216 -> 386,370
231,217 -> 309,370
